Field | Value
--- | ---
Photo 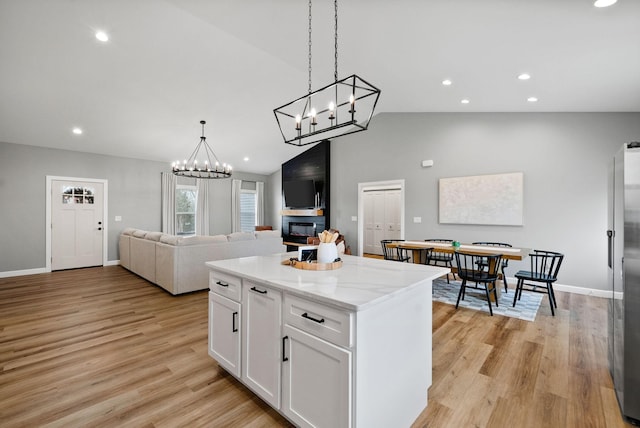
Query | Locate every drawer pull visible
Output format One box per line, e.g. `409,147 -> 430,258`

232,311 -> 238,332
216,280 -> 229,287
282,336 -> 289,362
302,312 -> 325,324
250,286 -> 267,294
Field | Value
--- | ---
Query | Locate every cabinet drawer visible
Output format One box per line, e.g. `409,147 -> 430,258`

284,294 -> 353,348
210,271 -> 242,301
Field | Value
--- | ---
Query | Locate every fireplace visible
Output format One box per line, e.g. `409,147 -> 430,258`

289,222 -> 316,239
283,217 -> 325,245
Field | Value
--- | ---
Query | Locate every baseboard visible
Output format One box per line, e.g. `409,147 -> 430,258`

1,261 -> 121,278
504,276 -> 613,299
0,267 -> 49,278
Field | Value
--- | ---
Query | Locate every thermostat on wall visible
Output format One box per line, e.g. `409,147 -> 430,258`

421,160 -> 434,168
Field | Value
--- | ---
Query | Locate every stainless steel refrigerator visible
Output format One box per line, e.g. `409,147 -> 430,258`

608,142 -> 640,423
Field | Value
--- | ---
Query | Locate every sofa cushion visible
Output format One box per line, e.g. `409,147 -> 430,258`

132,230 -> 148,238
160,234 -> 229,246
145,231 -> 164,241
122,227 -> 137,236
228,232 -> 256,242
255,230 -> 282,239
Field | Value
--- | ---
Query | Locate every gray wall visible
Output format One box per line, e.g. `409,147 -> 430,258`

0,141 -> 271,272
328,112 -> 640,291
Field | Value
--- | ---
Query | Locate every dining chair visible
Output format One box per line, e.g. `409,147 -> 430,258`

454,251 -> 503,316
472,241 -> 512,292
512,250 -> 564,316
380,239 -> 411,262
425,239 -> 456,283
415,247 -> 434,265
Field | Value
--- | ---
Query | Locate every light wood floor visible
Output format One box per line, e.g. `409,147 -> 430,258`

0,266 -> 631,427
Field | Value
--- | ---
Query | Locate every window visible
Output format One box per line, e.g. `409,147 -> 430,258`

240,189 -> 257,232
176,185 -> 197,235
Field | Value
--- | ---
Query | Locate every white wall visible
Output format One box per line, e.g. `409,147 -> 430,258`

329,112 -> 640,291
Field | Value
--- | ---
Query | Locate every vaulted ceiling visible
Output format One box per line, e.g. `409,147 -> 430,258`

1,0 -> 639,175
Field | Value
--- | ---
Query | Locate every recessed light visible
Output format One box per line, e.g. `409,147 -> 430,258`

527,97 -> 538,103
95,31 -> 109,42
461,99 -> 470,104
72,127 -> 83,135
594,0 -> 617,7
243,157 -> 250,162
442,79 -> 452,86
518,73 -> 531,80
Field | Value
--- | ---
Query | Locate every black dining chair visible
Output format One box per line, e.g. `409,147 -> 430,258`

512,250 -> 564,316
380,239 -> 411,262
454,251 -> 503,316
425,239 -> 456,283
415,247 -> 434,265
472,242 -> 512,292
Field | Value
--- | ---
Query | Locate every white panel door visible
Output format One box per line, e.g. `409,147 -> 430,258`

51,180 -> 104,270
363,191 -> 386,255
384,190 -> 402,241
363,191 -> 376,254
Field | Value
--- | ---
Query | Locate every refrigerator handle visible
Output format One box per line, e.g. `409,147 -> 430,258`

607,230 -> 614,268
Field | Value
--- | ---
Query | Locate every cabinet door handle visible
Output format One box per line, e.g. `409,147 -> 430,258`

302,312 -> 325,324
282,336 -> 289,362
232,311 -> 238,332
216,280 -> 229,287
250,286 -> 267,294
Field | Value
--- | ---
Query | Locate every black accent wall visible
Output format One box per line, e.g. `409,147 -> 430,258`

281,141 -> 330,244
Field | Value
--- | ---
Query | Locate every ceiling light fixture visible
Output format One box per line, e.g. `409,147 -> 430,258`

95,31 -> 109,42
72,127 -> 83,135
172,120 -> 232,179
273,0 -> 381,147
442,79 -> 452,86
461,99 -> 470,104
518,73 -> 531,80
527,97 -> 538,103
594,0 -> 617,7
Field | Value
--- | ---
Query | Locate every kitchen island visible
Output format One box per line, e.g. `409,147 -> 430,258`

206,253 -> 449,428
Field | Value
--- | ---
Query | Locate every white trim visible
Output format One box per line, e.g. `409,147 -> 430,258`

0,267 -> 48,278
105,260 -> 120,266
357,179 -> 405,257
504,277 -> 614,299
46,175 -> 109,272
553,282 -> 612,299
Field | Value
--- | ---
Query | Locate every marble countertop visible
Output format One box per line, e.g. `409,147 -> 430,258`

206,253 -> 449,311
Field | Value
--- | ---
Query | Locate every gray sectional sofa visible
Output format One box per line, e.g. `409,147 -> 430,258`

119,228 -> 286,295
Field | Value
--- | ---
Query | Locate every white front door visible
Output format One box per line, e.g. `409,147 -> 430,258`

51,180 -> 104,270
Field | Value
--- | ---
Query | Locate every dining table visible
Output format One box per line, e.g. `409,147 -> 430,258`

387,241 -> 531,301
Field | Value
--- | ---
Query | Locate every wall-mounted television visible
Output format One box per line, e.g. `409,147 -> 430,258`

283,179 -> 316,208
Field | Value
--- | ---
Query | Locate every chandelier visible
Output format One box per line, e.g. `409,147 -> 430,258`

172,120 -> 232,179
274,0 -> 381,147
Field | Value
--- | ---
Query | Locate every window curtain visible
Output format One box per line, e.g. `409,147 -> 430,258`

195,179 -> 210,236
256,181 -> 264,227
161,172 -> 176,235
231,179 -> 242,232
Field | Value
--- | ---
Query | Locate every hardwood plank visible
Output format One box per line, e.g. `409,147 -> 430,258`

0,266 -> 633,427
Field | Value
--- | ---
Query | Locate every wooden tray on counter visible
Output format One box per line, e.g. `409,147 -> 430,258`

282,258 -> 343,271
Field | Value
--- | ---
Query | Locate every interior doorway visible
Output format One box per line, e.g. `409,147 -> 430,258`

46,176 -> 108,271
357,180 -> 405,257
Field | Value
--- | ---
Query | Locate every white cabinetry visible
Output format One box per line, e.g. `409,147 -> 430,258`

242,281 -> 282,408
282,321 -> 352,427
207,255 -> 442,428
208,291 -> 241,377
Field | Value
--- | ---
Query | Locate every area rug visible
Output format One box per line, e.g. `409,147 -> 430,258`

432,278 -> 543,321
